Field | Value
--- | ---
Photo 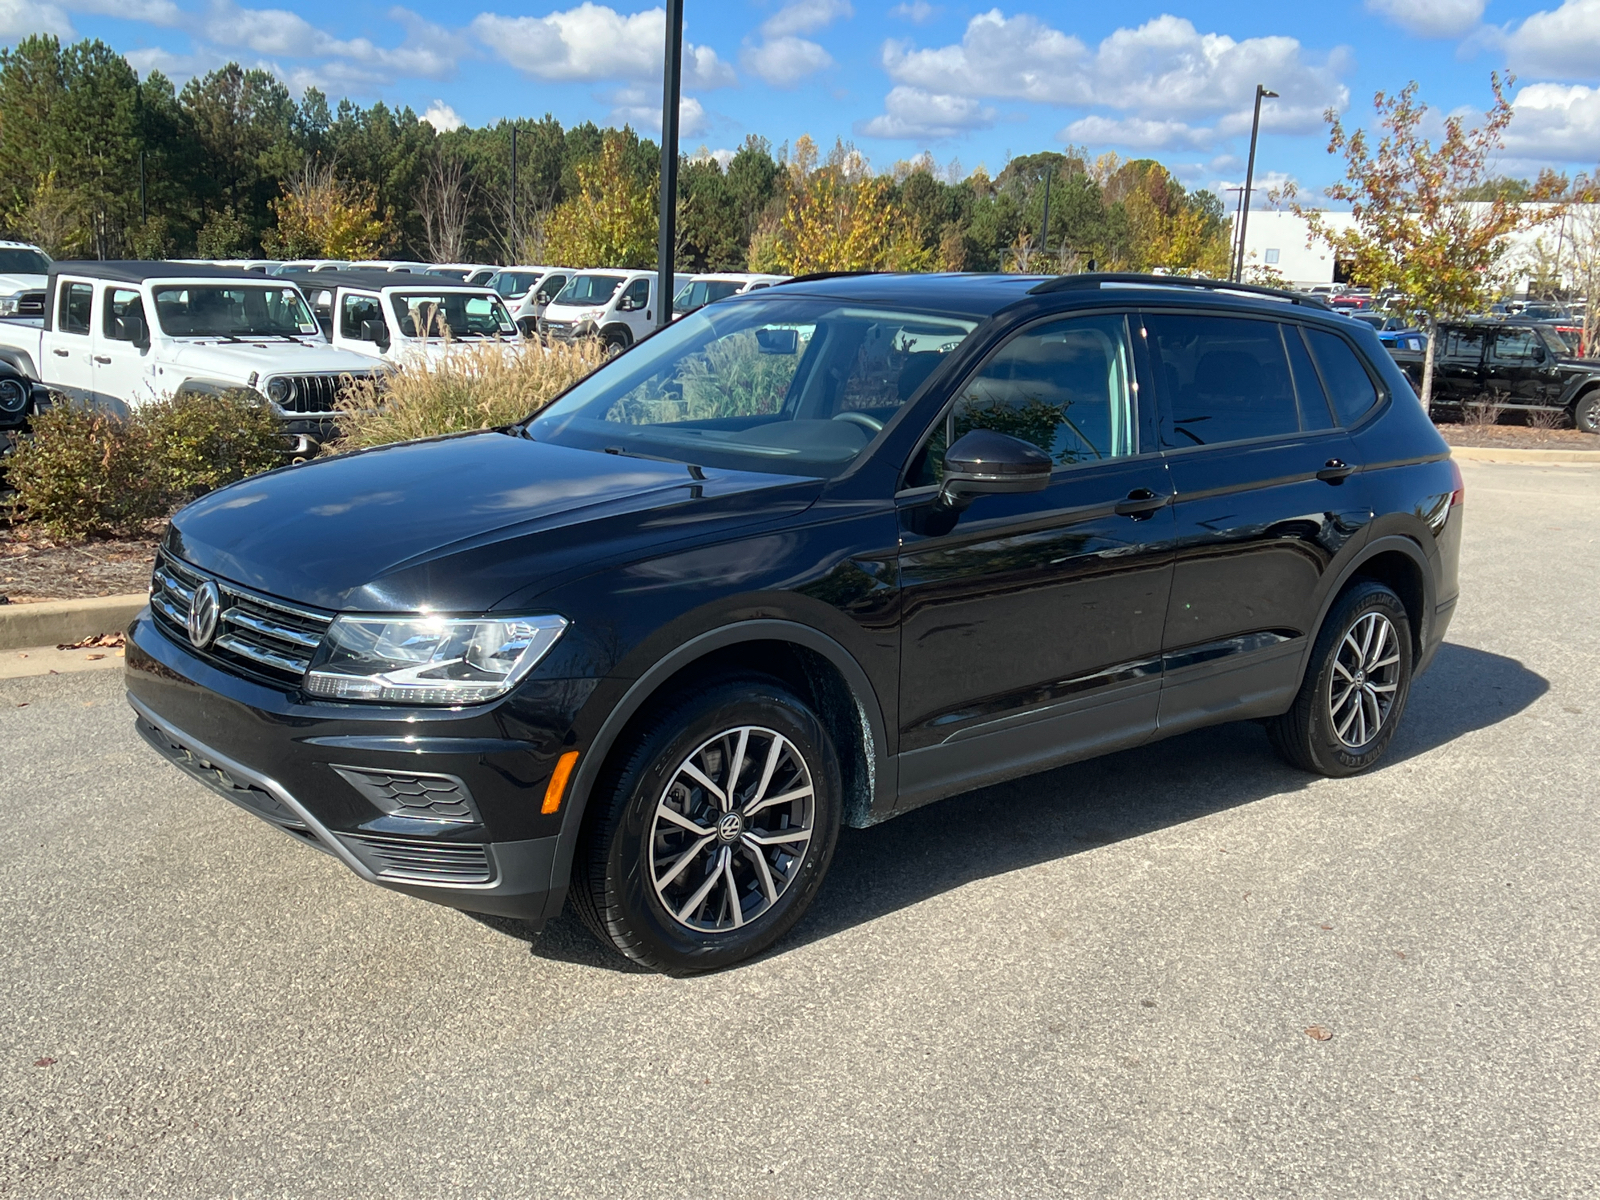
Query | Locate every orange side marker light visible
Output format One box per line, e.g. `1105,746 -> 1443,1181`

542,750 -> 581,814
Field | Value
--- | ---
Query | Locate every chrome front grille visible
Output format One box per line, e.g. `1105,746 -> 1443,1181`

150,552 -> 333,685
343,833 -> 493,883
267,372 -> 373,415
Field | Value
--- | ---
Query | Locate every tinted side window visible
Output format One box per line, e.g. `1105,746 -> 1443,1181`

102,288 -> 147,341
1147,314 -> 1299,447
58,282 -> 92,334
622,278 -> 650,308
1284,326 -> 1335,431
1490,327 -> 1541,363
909,314 -> 1136,486
1443,327 -> 1485,359
1304,328 -> 1380,426
340,293 -> 383,339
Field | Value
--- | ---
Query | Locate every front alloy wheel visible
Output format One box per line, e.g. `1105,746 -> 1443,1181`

572,675 -> 841,973
1574,391 -> 1600,435
650,726 -> 815,933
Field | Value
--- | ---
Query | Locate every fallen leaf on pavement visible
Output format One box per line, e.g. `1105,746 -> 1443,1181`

57,632 -> 125,650
1305,1026 -> 1333,1042
1396,951 -> 1406,959
14,702 -> 27,708
1320,924 -> 1333,930
85,653 -> 105,661
33,1057 -> 55,1067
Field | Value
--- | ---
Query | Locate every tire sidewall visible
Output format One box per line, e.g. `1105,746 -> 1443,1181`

604,682 -> 841,973
1574,392 -> 1600,435
1304,585 -> 1414,775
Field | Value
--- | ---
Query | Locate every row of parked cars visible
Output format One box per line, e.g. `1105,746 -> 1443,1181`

0,240 -> 789,460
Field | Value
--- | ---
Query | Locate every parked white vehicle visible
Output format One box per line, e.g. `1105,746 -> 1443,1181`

539,269 -> 690,354
424,264 -> 499,285
672,273 -> 788,318
272,260 -> 353,276
0,262 -> 379,454
298,270 -> 523,365
489,265 -> 574,336
0,241 -> 51,320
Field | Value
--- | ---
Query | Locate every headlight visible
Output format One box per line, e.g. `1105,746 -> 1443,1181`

305,613 -> 568,705
0,378 -> 25,414
265,377 -> 294,403
0,293 -> 19,317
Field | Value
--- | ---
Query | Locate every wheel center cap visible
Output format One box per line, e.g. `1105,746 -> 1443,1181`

1354,670 -> 1367,684
716,811 -> 745,842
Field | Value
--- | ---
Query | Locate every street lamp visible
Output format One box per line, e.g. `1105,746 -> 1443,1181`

1233,84 -> 1278,283
656,0 -> 685,329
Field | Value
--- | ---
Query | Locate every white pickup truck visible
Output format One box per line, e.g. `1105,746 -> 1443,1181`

0,262 -> 380,454
298,270 -> 524,364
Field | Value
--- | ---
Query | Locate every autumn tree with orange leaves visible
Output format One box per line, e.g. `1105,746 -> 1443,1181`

1293,74 -> 1560,409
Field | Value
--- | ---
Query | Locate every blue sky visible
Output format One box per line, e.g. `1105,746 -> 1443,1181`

6,0 -> 1599,202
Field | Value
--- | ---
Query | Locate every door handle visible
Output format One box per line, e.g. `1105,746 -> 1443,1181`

93,355 -> 111,364
1114,488 -> 1169,518
1317,458 -> 1357,483
52,348 -> 69,357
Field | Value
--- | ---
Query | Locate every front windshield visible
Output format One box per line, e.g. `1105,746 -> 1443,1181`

152,284 -> 319,338
674,279 -> 744,313
390,291 -> 517,339
555,274 -> 625,306
0,248 -> 50,274
527,297 -> 978,478
493,270 -> 543,298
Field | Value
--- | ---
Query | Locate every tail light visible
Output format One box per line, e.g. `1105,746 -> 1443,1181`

1449,458 -> 1464,506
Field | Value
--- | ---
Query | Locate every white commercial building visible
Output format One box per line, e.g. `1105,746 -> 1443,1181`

1233,205 -> 1593,295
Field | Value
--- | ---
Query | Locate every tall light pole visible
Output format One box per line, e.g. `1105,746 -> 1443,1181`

1233,84 -> 1278,283
656,0 -> 684,329
1226,185 -> 1244,276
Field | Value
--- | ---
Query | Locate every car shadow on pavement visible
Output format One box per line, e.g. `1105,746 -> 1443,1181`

502,642 -> 1546,973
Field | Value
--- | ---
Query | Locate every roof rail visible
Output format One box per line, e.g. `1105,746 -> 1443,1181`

1029,272 -> 1329,308
776,270 -> 884,285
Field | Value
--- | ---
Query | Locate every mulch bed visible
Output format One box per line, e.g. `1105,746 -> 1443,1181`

0,523 -> 160,604
1436,421 -> 1600,451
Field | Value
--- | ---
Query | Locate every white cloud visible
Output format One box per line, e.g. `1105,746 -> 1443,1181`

1501,0 -> 1600,80
761,0 -> 851,37
741,35 -> 832,86
189,3 -> 465,82
1062,114 -> 1218,150
1364,0 -> 1486,38
691,146 -> 737,169
421,100 -> 464,131
471,3 -> 733,88
878,11 -> 1350,149
61,0 -> 182,24
856,84 -> 996,139
1503,81 -> 1600,158
607,85 -> 708,137
0,0 -> 74,38
889,0 -> 936,23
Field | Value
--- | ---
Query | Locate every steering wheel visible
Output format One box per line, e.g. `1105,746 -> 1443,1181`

832,411 -> 884,434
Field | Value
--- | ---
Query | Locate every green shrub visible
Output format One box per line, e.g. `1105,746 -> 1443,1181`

329,339 -> 606,452
6,391 -> 286,541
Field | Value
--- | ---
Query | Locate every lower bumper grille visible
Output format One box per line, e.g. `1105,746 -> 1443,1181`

343,834 -> 493,884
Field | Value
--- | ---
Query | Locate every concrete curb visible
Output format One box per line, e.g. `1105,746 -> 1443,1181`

0,593 -> 146,652
1450,444 -> 1600,464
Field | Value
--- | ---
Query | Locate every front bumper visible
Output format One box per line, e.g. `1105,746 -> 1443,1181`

125,609 -> 577,925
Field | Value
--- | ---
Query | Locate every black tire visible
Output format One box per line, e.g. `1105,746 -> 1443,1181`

601,330 -> 630,358
571,674 -> 842,973
1573,390 -> 1600,435
1268,581 -> 1414,777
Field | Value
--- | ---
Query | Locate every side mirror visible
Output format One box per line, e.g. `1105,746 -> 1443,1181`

937,429 -> 1053,510
360,319 -> 388,346
755,327 -> 799,355
535,291 -> 552,305
125,311 -> 149,349
618,296 -> 639,312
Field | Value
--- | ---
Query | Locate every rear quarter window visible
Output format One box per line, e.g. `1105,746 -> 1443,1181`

1304,328 -> 1380,426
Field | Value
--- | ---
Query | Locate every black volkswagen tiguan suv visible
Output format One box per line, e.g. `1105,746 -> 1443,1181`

126,273 -> 1463,972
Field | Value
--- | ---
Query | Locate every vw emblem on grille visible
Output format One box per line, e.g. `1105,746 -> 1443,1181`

187,579 -> 221,649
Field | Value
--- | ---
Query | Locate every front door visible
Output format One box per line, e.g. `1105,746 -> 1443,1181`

1143,311 -> 1372,735
895,311 -> 1176,810
42,277 -> 97,404
1433,325 -> 1487,406
93,286 -> 153,407
1484,325 -> 1560,407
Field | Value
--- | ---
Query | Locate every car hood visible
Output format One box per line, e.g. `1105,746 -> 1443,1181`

0,272 -> 44,294
164,339 -> 378,378
166,431 -> 822,612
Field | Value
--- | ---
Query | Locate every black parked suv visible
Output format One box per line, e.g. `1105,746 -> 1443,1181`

126,273 -> 1464,972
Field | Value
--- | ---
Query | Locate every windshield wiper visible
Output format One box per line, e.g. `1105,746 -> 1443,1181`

603,445 -> 707,475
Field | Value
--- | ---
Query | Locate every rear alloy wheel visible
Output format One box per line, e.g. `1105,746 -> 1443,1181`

572,676 -> 841,973
1574,391 -> 1600,435
1269,581 -> 1414,777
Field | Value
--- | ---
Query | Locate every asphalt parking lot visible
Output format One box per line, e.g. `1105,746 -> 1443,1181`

2,458 -> 1597,1199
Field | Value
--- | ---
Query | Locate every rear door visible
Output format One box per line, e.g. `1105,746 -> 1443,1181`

1433,325 -> 1487,406
895,310 -> 1176,809
42,276 -> 97,404
1145,310 -> 1371,735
